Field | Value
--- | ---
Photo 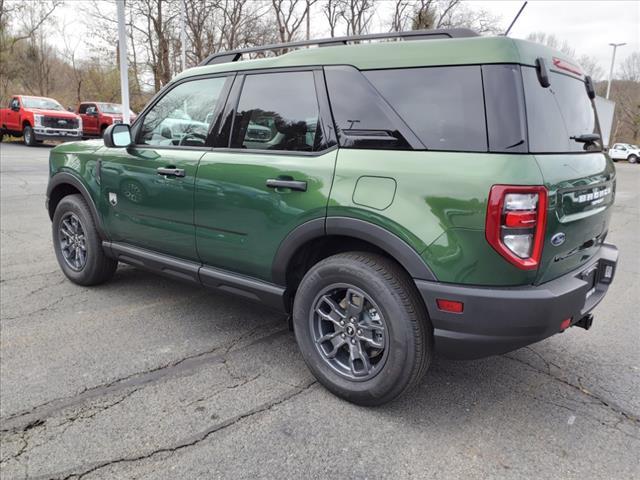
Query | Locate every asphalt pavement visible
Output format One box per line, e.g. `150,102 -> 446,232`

1,141 -> 638,479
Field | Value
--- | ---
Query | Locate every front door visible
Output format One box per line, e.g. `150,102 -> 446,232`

99,75 -> 232,261
6,97 -> 21,131
195,70 -> 337,281
81,104 -> 99,135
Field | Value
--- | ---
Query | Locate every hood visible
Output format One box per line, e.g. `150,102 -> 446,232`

29,108 -> 79,119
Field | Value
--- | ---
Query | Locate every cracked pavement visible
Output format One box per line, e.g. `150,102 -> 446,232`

1,142 -> 639,479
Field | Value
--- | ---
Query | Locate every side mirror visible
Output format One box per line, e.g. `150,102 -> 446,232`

104,123 -> 132,148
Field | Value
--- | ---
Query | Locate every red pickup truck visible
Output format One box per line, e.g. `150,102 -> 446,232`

77,102 -> 136,137
0,95 -> 82,146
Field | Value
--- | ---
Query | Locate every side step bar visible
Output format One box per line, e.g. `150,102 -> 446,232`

103,241 -> 285,311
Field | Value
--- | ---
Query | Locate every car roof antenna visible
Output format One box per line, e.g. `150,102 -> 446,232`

503,1 -> 528,36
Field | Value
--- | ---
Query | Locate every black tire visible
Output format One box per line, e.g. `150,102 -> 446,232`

628,154 -> 638,164
293,252 -> 432,406
23,125 -> 36,146
52,194 -> 117,286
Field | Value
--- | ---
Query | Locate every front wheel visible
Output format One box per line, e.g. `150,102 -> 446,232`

293,252 -> 432,406
23,125 -> 36,146
628,154 -> 638,164
52,194 -> 117,286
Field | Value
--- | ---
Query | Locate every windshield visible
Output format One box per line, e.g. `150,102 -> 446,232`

522,67 -> 599,153
22,96 -> 64,111
98,103 -> 134,115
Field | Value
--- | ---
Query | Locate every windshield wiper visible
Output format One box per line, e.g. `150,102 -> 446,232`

570,133 -> 600,143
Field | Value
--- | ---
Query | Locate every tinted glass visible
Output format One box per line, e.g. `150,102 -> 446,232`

139,76 -> 228,147
482,64 -> 528,152
365,66 -> 487,152
231,71 -> 321,152
325,66 -> 411,149
522,67 -> 598,153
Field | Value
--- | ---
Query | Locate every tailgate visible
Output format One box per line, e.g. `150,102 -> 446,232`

534,153 -> 615,284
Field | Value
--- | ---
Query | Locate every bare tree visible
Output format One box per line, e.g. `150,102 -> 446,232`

340,0 -> 375,36
389,0 -> 412,32
619,52 -> 640,82
323,0 -> 342,37
410,0 -> 500,34
271,0 -> 317,43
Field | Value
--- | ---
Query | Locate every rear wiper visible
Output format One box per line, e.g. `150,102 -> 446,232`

570,133 -> 600,143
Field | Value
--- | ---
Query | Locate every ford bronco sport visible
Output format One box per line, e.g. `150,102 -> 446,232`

46,29 -> 618,405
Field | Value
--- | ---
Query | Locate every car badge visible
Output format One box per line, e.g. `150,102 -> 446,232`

551,232 -> 566,247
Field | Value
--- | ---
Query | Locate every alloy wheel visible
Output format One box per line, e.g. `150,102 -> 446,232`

310,284 -> 389,381
58,212 -> 88,271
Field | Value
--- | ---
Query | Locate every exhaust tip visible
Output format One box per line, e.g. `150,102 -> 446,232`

575,314 -> 594,330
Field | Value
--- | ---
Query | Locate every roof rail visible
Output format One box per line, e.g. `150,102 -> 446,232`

199,28 -> 479,66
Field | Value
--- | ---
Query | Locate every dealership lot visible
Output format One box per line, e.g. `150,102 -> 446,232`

0,142 -> 638,479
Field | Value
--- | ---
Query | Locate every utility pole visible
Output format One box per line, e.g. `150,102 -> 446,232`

116,0 -> 130,124
180,0 -> 186,71
606,42 -> 626,99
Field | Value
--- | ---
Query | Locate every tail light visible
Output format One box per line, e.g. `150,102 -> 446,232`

485,185 -> 548,270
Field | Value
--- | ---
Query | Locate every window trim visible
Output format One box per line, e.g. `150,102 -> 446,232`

222,66 -> 337,155
131,72 -> 235,152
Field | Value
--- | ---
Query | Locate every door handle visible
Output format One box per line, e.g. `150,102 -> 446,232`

157,167 -> 185,177
265,179 -> 307,192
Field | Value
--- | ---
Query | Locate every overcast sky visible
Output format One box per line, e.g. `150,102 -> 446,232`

53,0 -> 639,78
478,0 -> 639,75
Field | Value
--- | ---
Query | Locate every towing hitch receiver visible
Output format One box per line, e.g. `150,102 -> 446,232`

575,314 -> 594,330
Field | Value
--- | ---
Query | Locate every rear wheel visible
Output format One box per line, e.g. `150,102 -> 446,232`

293,252 -> 432,406
23,125 -> 36,146
52,194 -> 117,286
628,154 -> 638,164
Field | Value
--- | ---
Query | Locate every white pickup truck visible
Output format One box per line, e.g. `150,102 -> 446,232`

608,143 -> 639,163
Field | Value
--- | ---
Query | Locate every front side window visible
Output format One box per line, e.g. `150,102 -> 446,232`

231,71 -> 322,152
522,67 -> 598,153
364,66 -> 487,152
139,76 -> 229,147
10,98 -> 19,109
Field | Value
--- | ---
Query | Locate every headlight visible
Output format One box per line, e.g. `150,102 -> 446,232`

34,114 -> 43,127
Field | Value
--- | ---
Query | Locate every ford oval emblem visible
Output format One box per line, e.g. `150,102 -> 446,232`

551,232 -> 566,247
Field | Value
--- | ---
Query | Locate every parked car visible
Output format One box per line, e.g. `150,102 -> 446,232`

0,95 -> 82,146
45,29 -> 618,405
77,102 -> 137,138
608,143 -> 639,163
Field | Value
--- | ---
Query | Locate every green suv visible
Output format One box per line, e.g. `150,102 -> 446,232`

46,29 -> 618,405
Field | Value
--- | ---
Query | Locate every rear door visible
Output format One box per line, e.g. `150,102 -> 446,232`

195,69 -> 337,281
100,75 -> 233,261
521,64 -> 616,283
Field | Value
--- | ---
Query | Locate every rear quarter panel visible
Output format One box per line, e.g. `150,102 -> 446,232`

328,150 -> 545,286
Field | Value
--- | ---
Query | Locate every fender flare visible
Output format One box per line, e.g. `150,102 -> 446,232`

47,172 -> 109,239
271,216 -> 436,285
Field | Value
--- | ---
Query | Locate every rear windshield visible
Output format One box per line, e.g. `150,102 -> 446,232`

522,67 -> 598,153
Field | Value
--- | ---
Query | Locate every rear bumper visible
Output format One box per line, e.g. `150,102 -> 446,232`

34,128 -> 82,142
416,243 -> 618,360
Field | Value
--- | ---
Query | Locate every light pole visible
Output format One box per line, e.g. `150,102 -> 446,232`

606,42 -> 626,100
116,0 -> 130,124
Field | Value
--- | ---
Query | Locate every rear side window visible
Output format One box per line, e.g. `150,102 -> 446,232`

231,71 -> 322,152
522,67 -> 598,153
365,66 -> 487,152
482,64 -> 528,153
325,66 -> 412,150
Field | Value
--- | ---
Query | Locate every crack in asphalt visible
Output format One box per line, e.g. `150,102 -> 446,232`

0,327 -> 290,433
503,353 -> 640,426
31,381 -> 317,480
